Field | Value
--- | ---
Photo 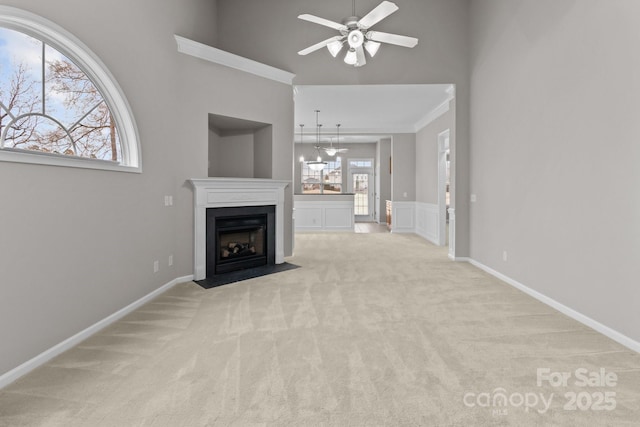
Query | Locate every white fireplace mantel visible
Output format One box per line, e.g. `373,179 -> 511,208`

189,178 -> 289,280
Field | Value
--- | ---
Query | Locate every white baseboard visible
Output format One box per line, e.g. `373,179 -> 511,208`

0,275 -> 193,389
468,259 -> 640,354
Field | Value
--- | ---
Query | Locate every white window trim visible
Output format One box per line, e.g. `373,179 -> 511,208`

0,6 -> 141,173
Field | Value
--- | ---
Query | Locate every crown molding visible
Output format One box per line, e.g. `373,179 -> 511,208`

174,35 -> 296,85
414,84 -> 455,132
414,99 -> 451,132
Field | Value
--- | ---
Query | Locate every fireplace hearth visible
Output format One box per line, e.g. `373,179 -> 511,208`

207,206 -> 275,276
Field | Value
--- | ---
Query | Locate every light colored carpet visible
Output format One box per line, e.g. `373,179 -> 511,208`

1,233 -> 639,426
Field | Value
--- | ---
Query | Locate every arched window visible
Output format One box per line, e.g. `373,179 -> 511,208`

0,6 -> 140,172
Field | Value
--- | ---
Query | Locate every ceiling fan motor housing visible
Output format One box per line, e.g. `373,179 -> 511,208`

348,30 -> 364,48
341,16 -> 361,30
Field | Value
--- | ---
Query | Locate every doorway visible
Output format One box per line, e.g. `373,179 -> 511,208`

348,159 -> 375,222
438,130 -> 450,247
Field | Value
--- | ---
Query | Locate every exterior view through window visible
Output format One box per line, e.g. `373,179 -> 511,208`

301,159 -> 342,194
0,27 -> 120,161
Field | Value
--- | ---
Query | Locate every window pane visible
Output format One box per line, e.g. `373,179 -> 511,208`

301,162 -> 322,194
0,26 -> 121,162
0,28 -> 43,147
26,116 -> 74,155
69,106 -> 121,161
349,160 -> 372,168
323,159 -> 341,193
301,158 -> 342,194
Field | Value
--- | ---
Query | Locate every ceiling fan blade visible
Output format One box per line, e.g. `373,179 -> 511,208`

298,35 -> 344,56
355,45 -> 366,66
366,31 -> 418,48
358,1 -> 399,29
298,14 -> 348,32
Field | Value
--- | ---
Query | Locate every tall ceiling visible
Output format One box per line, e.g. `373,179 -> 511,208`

215,0 -> 469,85
215,0 -> 467,142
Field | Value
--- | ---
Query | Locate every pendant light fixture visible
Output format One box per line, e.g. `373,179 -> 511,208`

305,110 -> 327,171
298,124 -> 306,163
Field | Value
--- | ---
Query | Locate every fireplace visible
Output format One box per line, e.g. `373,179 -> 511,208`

190,178 -> 289,281
207,206 -> 275,275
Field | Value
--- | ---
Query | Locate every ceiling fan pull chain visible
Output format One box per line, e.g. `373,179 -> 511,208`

352,0 -> 356,17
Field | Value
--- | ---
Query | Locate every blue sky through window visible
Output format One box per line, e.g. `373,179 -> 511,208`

0,27 -> 120,161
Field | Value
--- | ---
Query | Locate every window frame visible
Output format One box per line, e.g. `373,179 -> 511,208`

0,6 -> 141,173
301,159 -> 343,194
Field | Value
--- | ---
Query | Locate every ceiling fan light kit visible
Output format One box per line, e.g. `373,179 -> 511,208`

297,0 -> 418,67
327,39 -> 344,57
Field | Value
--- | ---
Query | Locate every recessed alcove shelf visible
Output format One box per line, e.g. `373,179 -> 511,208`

174,35 -> 295,85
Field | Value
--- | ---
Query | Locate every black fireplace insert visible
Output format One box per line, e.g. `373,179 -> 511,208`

206,206 -> 275,276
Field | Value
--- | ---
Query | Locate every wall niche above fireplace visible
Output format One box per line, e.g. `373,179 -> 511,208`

208,113 -> 273,179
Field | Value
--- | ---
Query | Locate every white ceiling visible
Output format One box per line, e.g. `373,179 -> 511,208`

294,84 -> 454,143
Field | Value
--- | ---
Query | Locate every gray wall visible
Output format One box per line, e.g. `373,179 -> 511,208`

0,0 -> 294,377
470,0 -> 640,341
216,0 -> 471,256
215,133 -> 255,178
208,127 -> 221,177
391,134 -> 416,202
416,106 -> 454,204
253,125 -> 273,179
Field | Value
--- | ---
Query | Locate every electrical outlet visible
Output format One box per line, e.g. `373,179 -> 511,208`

168,255 -> 173,266
503,251 -> 508,262
169,196 -> 173,206
153,260 -> 159,273
471,194 -> 477,203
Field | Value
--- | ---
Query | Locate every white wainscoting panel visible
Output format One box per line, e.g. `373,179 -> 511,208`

295,207 -> 323,230
324,207 -> 354,230
415,202 -> 439,245
391,201 -> 416,233
294,200 -> 354,232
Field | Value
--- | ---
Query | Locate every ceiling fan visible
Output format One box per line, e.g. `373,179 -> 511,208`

322,124 -> 348,156
297,0 -> 418,67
